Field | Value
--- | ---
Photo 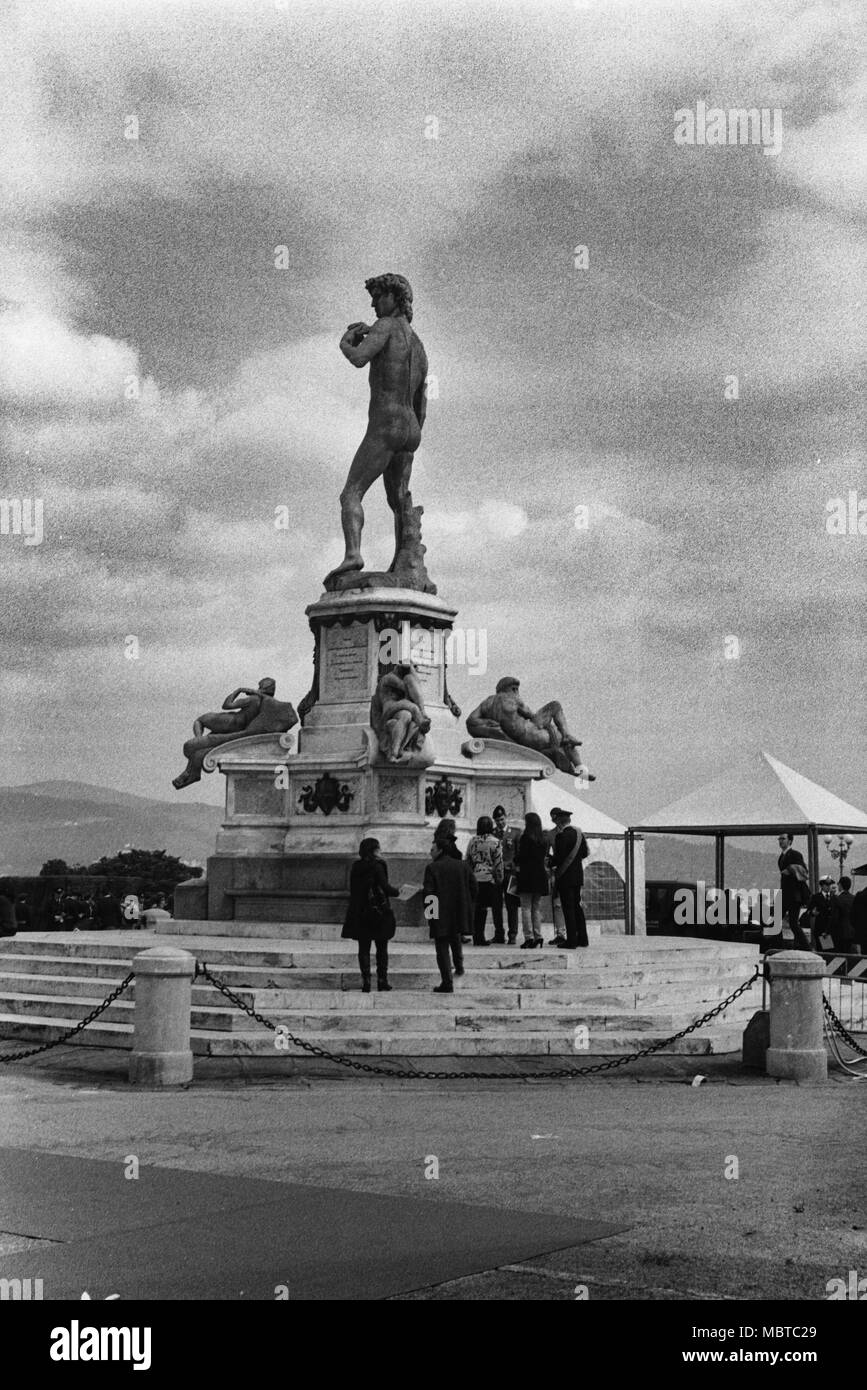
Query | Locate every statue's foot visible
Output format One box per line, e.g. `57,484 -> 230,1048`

324,554 -> 364,586
172,773 -> 191,790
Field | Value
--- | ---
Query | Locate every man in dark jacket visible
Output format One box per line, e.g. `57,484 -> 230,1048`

423,819 -> 477,993
777,834 -> 812,950
806,876 -> 835,949
549,808 -> 590,948
829,876 -> 856,952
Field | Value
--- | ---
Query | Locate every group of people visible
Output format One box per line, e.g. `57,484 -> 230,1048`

0,887 -> 172,936
464,805 -> 590,951
340,805 -> 591,994
777,834 -> 867,953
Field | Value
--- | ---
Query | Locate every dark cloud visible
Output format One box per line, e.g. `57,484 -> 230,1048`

34,180 -> 333,388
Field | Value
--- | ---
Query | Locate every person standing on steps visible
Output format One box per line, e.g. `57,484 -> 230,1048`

341,839 -> 399,992
466,815 -> 505,945
549,807 -> 590,949
424,819 -> 477,993
515,812 -> 548,948
493,805 -> 521,944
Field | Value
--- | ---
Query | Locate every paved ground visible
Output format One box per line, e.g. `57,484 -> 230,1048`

0,1043 -> 864,1300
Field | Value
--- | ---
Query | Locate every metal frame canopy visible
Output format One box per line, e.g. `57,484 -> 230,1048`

623,752 -> 867,932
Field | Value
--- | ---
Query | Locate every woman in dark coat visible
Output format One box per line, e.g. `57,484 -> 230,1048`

341,838 -> 399,992
423,819 -> 477,993
516,812 -> 549,948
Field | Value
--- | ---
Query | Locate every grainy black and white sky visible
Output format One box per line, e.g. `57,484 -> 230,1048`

1,0 -> 864,823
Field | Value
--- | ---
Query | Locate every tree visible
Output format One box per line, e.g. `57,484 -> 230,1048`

84,848 -> 202,901
39,859 -> 88,877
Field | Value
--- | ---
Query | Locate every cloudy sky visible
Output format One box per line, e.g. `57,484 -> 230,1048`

1,0 -> 864,832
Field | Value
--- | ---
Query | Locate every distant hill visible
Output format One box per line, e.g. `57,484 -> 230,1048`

0,781 -> 222,875
1,781 -> 857,887
643,834 -> 783,888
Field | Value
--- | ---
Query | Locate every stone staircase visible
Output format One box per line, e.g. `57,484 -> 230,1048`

0,930 -> 761,1061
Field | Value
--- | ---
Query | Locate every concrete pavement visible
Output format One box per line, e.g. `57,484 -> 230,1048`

0,1045 -> 863,1299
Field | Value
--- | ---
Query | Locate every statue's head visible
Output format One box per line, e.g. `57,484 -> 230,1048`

495,676 -> 520,694
258,677 -> 276,696
365,273 -> 413,322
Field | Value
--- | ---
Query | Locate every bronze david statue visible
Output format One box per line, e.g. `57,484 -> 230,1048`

324,273 -> 434,592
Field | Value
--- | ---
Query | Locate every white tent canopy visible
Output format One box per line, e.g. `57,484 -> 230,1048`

623,751 -> 867,930
633,751 -> 867,835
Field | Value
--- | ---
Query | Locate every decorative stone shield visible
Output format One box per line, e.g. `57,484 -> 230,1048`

425,775 -> 463,818
298,773 -> 355,816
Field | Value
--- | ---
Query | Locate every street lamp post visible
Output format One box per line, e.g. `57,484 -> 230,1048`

823,834 -> 853,881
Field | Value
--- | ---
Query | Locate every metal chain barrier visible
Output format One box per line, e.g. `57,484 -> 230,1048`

0,973 -> 135,1063
823,994 -> 867,1059
196,961 -> 762,1080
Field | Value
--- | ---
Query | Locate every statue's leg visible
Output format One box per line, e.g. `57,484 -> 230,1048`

388,710 -> 412,760
533,700 -> 581,749
399,669 -> 428,727
326,431 -> 392,580
530,706 -> 594,778
384,451 -> 413,570
173,733 -> 242,791
173,740 -> 207,789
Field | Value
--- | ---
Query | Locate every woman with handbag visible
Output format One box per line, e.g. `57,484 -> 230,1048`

516,812 -> 549,948
341,838 -> 399,992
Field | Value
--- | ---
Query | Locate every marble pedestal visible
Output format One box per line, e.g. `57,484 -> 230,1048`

176,585 -> 559,924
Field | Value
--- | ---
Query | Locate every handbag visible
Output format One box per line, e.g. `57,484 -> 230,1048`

362,877 -> 396,937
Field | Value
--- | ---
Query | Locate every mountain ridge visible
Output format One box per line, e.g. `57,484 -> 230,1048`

0,780 -> 800,885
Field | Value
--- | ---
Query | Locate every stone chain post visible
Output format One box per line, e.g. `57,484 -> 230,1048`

129,946 -> 196,1086
765,950 -> 827,1082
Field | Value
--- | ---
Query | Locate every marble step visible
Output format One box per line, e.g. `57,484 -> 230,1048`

0,1013 -> 747,1056
0,982 -> 755,1026
159,918 -> 761,952
0,987 -> 756,1037
0,950 -> 756,991
0,964 -> 758,1004
192,1022 -> 750,1057
0,956 -> 755,1000
0,935 -> 758,970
